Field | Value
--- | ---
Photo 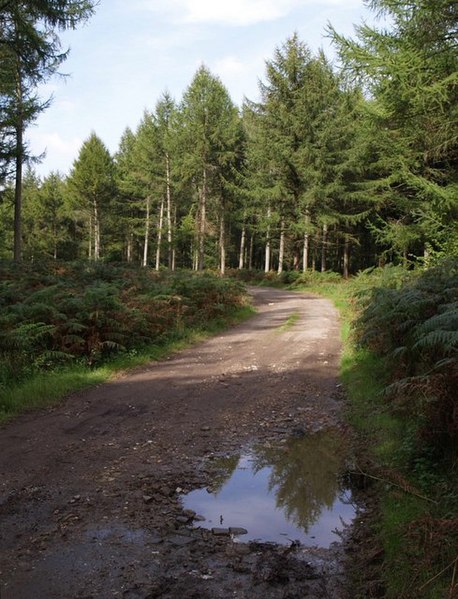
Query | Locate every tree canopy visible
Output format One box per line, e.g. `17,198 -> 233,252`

1,1 -> 456,273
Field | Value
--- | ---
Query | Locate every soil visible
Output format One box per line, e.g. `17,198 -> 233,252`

0,286 -> 359,599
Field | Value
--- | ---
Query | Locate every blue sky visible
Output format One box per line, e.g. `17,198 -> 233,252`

28,0 -> 375,177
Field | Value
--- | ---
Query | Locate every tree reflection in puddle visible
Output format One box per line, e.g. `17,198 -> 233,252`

182,430 -> 356,546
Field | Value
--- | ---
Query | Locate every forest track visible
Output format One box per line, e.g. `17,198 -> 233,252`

0,287 -> 352,599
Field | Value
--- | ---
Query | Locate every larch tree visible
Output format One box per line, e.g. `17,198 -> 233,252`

178,66 -> 242,272
114,127 -> 143,263
22,170 -> 67,260
0,0 -> 95,261
330,0 -> 458,264
67,133 -> 115,261
154,92 -> 178,270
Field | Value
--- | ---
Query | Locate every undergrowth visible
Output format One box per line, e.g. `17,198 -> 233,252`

0,261 -> 250,422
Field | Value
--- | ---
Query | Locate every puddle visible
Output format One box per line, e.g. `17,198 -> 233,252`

182,431 -> 356,546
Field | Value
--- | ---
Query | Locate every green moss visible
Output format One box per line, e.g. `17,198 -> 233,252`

277,311 -> 300,332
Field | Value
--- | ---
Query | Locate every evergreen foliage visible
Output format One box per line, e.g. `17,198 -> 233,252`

0,0 -> 95,260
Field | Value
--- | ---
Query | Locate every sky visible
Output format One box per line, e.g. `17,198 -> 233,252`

27,0 -> 376,178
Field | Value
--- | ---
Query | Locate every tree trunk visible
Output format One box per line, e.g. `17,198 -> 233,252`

239,225 -> 246,269
277,216 -> 285,275
248,234 -> 254,270
343,236 -> 350,279
172,205 -> 177,271
165,153 -> 173,270
93,198 -> 100,261
193,247 -> 198,271
142,195 -> 151,267
321,223 -> 328,273
88,214 -> 92,260
302,211 -> 310,272
13,73 -> 23,262
53,224 -> 58,260
127,231 -> 133,263
198,168 -> 207,271
156,196 -> 164,271
219,207 -> 226,276
265,205 -> 271,273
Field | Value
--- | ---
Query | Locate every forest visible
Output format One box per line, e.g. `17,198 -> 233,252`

1,1 -> 456,274
0,0 -> 457,597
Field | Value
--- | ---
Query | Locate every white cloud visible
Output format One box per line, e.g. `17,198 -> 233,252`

27,131 -> 83,175
214,56 -> 247,77
211,54 -> 265,103
137,0 -> 361,26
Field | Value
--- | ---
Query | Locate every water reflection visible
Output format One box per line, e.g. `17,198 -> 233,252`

182,431 -> 356,546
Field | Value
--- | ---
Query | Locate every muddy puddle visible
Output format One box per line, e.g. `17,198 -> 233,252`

182,430 -> 356,546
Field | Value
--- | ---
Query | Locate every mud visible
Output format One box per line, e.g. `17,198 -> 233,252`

0,287 -> 358,598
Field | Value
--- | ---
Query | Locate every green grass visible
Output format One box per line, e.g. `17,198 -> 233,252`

0,304 -> 255,424
277,311 -> 300,332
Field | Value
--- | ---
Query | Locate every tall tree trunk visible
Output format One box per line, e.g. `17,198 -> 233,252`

198,168 -> 207,271
53,223 -> 58,260
302,211 -> 310,272
142,195 -> 151,267
277,216 -> 285,275
219,206 -> 226,276
13,71 -> 23,262
193,246 -> 198,271
321,223 -> 328,273
165,153 -> 173,270
155,196 -> 164,271
172,205 -> 177,271
88,214 -> 92,260
343,236 -> 350,279
127,231 -> 133,263
93,198 -> 100,261
239,225 -> 246,269
312,235 -> 317,271
248,233 -> 254,271
265,205 -> 271,273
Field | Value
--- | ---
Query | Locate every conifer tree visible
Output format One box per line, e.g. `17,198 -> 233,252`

22,170 -> 67,260
67,133 -> 115,261
178,66 -> 242,272
330,0 -> 458,263
114,127 -> 144,262
0,0 -> 95,261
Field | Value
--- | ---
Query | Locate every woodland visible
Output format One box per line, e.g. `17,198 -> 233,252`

0,1 -> 456,274
0,0 -> 457,597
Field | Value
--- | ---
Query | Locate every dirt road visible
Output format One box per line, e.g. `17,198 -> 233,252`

0,287 -> 352,599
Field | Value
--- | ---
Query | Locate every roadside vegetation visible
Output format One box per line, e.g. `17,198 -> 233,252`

0,261 -> 250,423
231,261 -> 457,598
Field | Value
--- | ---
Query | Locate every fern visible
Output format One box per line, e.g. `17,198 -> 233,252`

355,258 -> 458,450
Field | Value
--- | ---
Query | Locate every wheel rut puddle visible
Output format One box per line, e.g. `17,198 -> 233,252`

182,430 -> 357,547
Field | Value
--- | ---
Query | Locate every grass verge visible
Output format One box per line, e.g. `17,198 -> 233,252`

296,277 -> 457,599
0,304 -> 254,425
